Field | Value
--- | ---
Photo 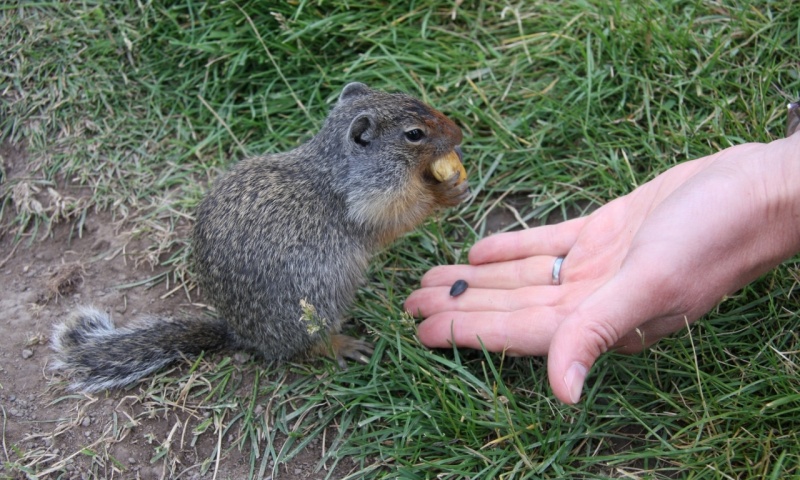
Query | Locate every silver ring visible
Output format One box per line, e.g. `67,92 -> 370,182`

552,256 -> 565,285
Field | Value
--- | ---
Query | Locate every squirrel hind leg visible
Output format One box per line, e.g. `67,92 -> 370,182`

310,334 -> 374,369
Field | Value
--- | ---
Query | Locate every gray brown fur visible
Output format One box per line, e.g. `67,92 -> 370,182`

788,100 -> 800,137
51,83 -> 469,392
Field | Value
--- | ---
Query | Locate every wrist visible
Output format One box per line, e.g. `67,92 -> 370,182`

745,134 -> 800,263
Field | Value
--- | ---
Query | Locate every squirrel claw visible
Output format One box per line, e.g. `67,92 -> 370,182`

323,334 -> 374,369
433,172 -> 471,207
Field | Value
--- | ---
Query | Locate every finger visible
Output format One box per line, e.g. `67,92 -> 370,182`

416,308 -> 561,356
420,255 -> 565,289
469,217 -> 587,265
546,270 -> 660,404
405,285 -> 562,318
419,264 -> 479,288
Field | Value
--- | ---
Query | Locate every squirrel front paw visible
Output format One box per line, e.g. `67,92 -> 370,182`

431,171 -> 471,207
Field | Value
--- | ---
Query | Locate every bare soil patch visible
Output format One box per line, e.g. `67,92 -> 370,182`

1,147 -> 352,479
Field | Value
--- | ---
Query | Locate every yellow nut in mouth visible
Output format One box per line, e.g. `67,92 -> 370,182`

430,150 -> 467,184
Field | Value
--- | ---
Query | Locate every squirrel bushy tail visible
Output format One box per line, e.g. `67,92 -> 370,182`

51,307 -> 233,392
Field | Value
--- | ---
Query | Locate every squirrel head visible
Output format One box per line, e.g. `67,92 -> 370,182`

334,82 -> 463,162
322,83 -> 470,244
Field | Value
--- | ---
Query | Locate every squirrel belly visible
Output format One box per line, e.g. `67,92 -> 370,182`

50,307 -> 233,392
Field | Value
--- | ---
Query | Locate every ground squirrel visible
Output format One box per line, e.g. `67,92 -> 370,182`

50,83 -> 470,392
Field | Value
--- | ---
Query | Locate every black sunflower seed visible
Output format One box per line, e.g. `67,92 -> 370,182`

449,279 -> 468,297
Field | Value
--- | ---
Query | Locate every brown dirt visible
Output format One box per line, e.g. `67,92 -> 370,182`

0,146 -> 355,479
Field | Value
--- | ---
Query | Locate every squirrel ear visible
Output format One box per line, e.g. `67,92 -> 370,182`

348,113 -> 375,147
339,82 -> 371,102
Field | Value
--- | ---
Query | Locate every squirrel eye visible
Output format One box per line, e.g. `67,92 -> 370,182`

404,129 -> 425,142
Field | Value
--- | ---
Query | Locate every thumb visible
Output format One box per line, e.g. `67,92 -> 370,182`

547,271 -> 658,404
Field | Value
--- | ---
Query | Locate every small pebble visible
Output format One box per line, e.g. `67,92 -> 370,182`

21,349 -> 34,359
449,279 -> 468,297
233,352 -> 251,364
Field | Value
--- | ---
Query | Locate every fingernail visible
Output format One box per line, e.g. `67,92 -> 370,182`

564,362 -> 588,404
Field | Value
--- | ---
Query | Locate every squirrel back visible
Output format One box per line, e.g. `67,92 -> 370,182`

51,82 -> 469,391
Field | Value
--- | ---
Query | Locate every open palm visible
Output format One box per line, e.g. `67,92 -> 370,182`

406,135 -> 800,403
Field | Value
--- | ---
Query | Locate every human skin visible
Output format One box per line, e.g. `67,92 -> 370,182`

405,133 -> 800,404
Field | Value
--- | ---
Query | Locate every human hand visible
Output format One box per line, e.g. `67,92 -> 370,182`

405,134 -> 800,404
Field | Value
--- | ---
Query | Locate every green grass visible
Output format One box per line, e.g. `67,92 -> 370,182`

2,0 -> 800,478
